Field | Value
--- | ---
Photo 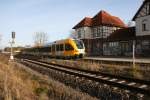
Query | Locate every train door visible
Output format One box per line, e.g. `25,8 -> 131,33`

56,44 -> 60,57
55,43 -> 65,58
52,44 -> 55,57
60,44 -> 64,58
49,46 -> 52,56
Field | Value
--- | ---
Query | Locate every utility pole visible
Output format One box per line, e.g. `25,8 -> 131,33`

10,31 -> 15,60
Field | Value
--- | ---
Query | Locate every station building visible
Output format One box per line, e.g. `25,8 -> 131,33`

73,10 -> 127,56
73,0 -> 150,57
106,0 -> 150,57
133,0 -> 150,57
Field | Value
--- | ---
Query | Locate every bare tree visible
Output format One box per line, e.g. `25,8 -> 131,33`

33,32 -> 48,47
69,30 -> 77,39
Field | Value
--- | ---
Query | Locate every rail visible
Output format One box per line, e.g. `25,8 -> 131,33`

17,58 -> 150,96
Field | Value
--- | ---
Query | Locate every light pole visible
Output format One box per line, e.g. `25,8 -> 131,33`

10,32 -> 15,60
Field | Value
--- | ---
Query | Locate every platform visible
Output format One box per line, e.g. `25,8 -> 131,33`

84,57 -> 150,64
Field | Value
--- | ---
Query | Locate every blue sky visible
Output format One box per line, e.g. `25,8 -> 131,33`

0,0 -> 143,48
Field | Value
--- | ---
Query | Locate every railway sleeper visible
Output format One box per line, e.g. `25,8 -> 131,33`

17,59 -> 150,100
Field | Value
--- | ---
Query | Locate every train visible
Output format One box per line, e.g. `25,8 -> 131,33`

21,38 -> 85,59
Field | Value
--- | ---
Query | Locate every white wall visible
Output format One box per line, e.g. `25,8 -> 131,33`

75,25 -> 120,39
75,27 -> 92,39
136,15 -> 150,36
84,27 -> 92,38
73,30 -> 78,39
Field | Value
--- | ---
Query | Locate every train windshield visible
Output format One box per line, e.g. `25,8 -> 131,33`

74,40 -> 84,49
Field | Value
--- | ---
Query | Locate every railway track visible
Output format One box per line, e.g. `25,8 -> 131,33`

17,58 -> 150,96
39,59 -> 150,85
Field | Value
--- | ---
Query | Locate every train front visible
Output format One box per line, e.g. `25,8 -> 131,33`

73,39 -> 85,58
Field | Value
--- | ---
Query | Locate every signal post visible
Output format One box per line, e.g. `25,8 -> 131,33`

9,32 -> 15,60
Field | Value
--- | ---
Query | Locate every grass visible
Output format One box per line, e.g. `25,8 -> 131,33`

44,58 -> 150,81
0,54 -> 98,100
0,54 -> 9,64
0,62 -> 36,100
46,58 -> 100,71
34,87 -> 49,96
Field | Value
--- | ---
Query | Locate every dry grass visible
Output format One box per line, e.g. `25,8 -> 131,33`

14,62 -> 98,100
0,54 -> 98,100
45,58 -> 150,81
0,62 -> 36,100
47,59 -> 100,71
0,54 -> 9,64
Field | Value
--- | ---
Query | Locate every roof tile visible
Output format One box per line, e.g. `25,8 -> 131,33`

107,27 -> 136,41
73,10 -> 127,29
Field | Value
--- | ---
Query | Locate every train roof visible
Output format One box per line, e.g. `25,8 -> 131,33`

23,38 -> 82,49
44,38 -> 81,46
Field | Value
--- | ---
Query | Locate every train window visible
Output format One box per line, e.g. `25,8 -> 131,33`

39,48 -> 43,52
49,46 -> 51,52
52,45 -> 55,52
60,44 -> 64,51
56,44 -> 60,51
35,48 -> 39,52
74,40 -> 84,49
65,44 -> 74,51
43,48 -> 46,52
45,47 -> 50,52
38,47 -> 42,52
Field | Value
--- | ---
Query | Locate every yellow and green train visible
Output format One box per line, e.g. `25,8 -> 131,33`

22,38 -> 85,59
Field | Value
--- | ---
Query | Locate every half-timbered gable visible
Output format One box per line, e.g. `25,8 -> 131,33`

133,0 -> 150,36
73,11 -> 126,39
133,0 -> 150,20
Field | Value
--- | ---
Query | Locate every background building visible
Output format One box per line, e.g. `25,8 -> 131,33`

106,27 -> 136,56
73,0 -> 150,57
132,0 -> 150,57
73,10 -> 126,56
106,0 -> 150,57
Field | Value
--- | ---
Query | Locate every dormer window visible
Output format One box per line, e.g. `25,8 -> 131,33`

142,19 -> 148,31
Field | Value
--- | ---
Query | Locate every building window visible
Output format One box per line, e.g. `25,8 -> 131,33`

142,40 -> 150,49
142,19 -> 148,31
92,26 -> 120,38
93,27 -> 99,38
97,26 -> 103,38
142,23 -> 146,31
146,3 -> 150,15
149,3 -> 150,14
83,29 -> 85,38
78,30 -> 81,38
94,28 -> 98,37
